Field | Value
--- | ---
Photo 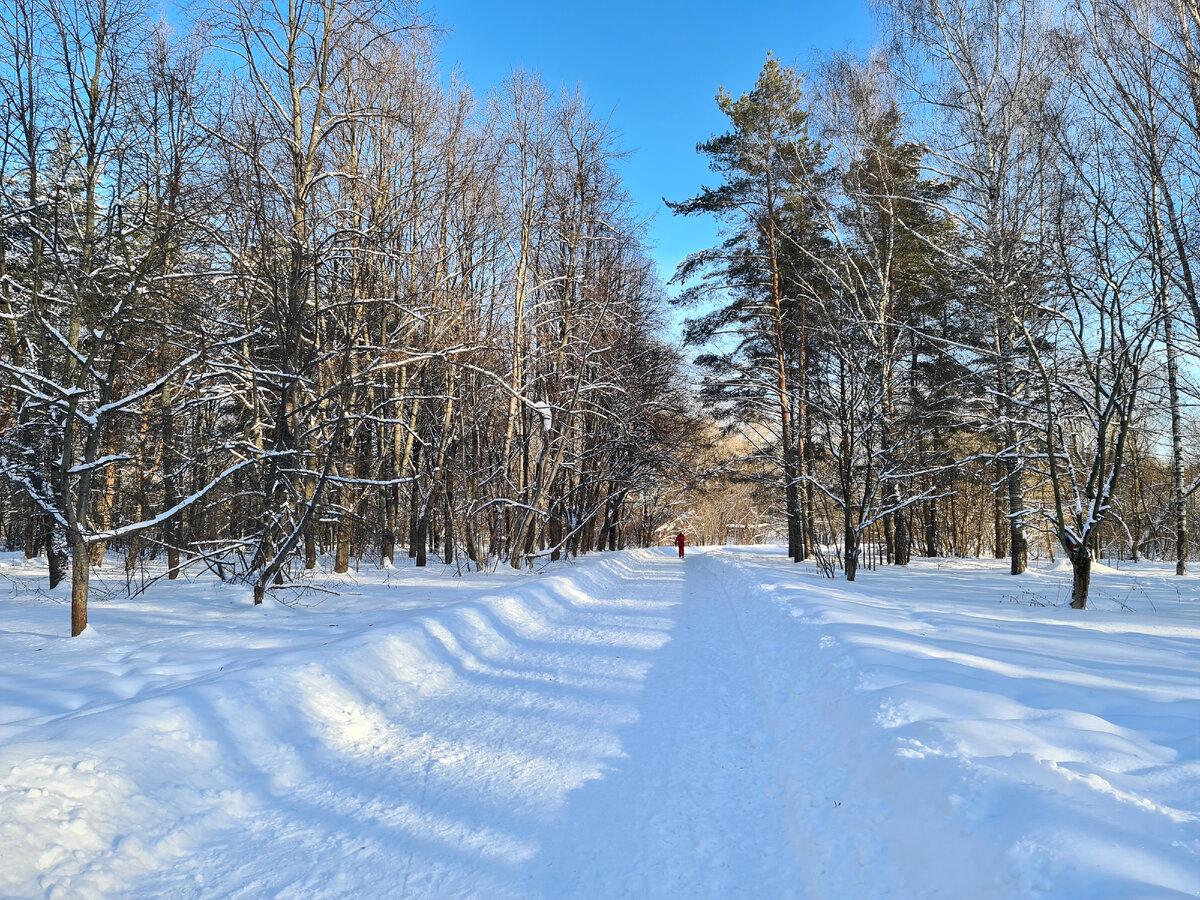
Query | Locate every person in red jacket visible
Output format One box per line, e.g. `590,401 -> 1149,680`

674,531 -> 686,559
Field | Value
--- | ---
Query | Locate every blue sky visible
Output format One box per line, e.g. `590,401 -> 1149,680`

431,0 -> 878,294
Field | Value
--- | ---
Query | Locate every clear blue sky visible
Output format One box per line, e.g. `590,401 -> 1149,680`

431,0 -> 878,298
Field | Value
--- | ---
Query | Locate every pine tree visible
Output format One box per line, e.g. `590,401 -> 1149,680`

668,55 -> 829,562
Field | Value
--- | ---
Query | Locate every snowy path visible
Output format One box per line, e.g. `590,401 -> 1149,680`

531,551 -> 810,898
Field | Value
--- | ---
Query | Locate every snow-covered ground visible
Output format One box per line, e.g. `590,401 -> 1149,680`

0,547 -> 1196,898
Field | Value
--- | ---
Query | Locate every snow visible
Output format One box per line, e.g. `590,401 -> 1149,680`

0,547 -> 1196,898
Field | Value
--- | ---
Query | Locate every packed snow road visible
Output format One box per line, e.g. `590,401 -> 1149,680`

0,546 -> 1197,898
530,551 -> 811,898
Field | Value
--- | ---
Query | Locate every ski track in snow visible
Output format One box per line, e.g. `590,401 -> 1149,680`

0,547 -> 1196,899
530,552 -> 810,899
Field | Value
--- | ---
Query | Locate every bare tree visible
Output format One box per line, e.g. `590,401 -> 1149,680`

206,0 -> 424,600
1026,111 -> 1158,607
1068,0 -> 1197,574
0,0 -> 239,634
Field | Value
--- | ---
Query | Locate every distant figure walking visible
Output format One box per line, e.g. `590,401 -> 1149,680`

675,532 -> 686,559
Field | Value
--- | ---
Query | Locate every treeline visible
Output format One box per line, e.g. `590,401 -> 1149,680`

672,0 -> 1200,607
0,0 -> 699,635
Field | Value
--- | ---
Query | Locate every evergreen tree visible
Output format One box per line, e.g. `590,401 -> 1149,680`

668,55 -> 829,562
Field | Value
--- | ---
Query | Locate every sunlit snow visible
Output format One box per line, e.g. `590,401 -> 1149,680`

0,548 -> 1196,898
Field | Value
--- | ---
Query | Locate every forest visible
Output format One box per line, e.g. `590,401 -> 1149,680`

0,0 -> 1197,636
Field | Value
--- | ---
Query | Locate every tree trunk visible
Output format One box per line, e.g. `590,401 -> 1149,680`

162,381 -> 181,579
549,506 -> 562,561
802,416 -> 816,560
1165,307 -> 1189,575
786,480 -> 803,563
305,527 -> 318,570
126,535 -> 141,574
442,484 -> 456,567
1070,548 -> 1091,610
1005,456 -> 1028,575
998,333 -> 1029,575
844,509 -> 859,582
24,516 -> 37,559
71,539 -> 89,636
845,534 -> 859,581
894,507 -> 910,566
993,491 -> 1007,559
334,513 -> 351,573
48,519 -> 69,589
465,526 -> 478,570
415,508 -> 428,567
383,478 -> 398,566
407,466 -> 421,558
924,499 -> 938,557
